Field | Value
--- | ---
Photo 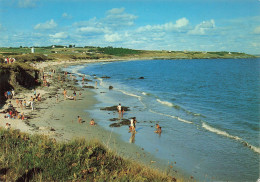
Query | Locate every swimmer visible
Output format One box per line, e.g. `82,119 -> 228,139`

90,119 -> 96,125
155,124 -> 160,132
155,126 -> 162,134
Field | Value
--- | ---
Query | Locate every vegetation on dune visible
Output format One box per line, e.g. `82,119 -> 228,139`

0,129 -> 177,181
96,46 -> 141,56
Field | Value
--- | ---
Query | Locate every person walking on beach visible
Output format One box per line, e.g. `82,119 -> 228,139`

63,89 -> 67,100
31,100 -> 35,110
11,89 -> 15,98
130,118 -> 135,132
73,90 -> 76,101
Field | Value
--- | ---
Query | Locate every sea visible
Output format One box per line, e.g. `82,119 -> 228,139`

65,58 -> 260,181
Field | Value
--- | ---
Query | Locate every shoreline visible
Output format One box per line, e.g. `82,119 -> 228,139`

0,59 -> 190,180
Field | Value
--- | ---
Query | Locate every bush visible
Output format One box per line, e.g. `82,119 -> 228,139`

14,54 -> 49,63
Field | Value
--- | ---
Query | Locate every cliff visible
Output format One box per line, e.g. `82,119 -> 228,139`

0,63 -> 40,104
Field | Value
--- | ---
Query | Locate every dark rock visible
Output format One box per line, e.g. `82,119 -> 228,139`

120,119 -> 130,125
139,77 -> 144,79
109,86 -> 113,90
109,118 -> 130,127
109,118 -> 119,122
84,79 -> 92,82
83,86 -> 95,89
101,76 -> 111,79
109,123 -> 121,127
100,105 -> 130,111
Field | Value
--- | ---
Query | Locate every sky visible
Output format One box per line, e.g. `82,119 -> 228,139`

0,0 -> 259,54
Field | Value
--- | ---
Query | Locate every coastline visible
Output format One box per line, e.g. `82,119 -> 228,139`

0,59 -> 190,180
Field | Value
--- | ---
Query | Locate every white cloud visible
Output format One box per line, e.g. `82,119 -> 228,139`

253,26 -> 260,34
107,7 -> 125,15
137,18 -> 189,32
175,18 -> 189,28
18,0 -> 38,8
34,19 -> 57,30
62,13 -> 72,19
103,7 -> 138,29
49,32 -> 68,39
104,33 -> 122,42
77,27 -> 108,35
188,19 -> 215,35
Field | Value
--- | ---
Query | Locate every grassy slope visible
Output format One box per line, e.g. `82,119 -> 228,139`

0,129 -> 177,181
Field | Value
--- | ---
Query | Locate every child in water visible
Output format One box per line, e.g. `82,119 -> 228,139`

90,119 -> 96,125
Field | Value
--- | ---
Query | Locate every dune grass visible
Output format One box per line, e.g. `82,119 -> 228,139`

0,128 -> 177,181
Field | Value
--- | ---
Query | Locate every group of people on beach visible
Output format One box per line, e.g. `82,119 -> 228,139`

63,89 -> 81,101
4,90 -> 15,100
117,103 -> 162,134
4,101 -> 26,120
3,57 -> 16,64
77,115 -> 96,125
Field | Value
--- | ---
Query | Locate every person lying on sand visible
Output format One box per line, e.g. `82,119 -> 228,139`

78,116 -> 82,123
90,119 -> 96,126
66,95 -> 74,100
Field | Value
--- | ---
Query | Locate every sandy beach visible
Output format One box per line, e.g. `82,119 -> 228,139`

0,60 -> 186,180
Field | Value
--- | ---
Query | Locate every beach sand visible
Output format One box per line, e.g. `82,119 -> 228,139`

0,60 -> 186,179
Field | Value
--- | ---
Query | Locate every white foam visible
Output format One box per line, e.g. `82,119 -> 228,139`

176,117 -> 193,124
202,122 -> 260,154
142,92 -> 148,95
249,145 -> 260,154
156,99 -> 173,107
202,122 -> 241,140
70,65 -> 86,75
118,90 -> 141,99
149,109 -> 193,124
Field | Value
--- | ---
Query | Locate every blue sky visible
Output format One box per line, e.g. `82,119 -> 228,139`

0,0 -> 259,54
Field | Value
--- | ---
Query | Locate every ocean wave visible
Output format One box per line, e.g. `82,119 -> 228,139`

142,92 -> 149,95
202,122 -> 260,154
149,109 -> 193,124
118,90 -> 141,99
156,99 -> 181,109
156,99 -> 173,107
70,65 -> 86,75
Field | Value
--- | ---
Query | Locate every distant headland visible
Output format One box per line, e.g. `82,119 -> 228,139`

0,46 -> 257,63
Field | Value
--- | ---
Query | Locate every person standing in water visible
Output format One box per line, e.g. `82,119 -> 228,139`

117,103 -> 122,115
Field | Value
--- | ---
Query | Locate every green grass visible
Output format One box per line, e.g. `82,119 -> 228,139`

0,129 -> 177,181
96,47 -> 141,56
